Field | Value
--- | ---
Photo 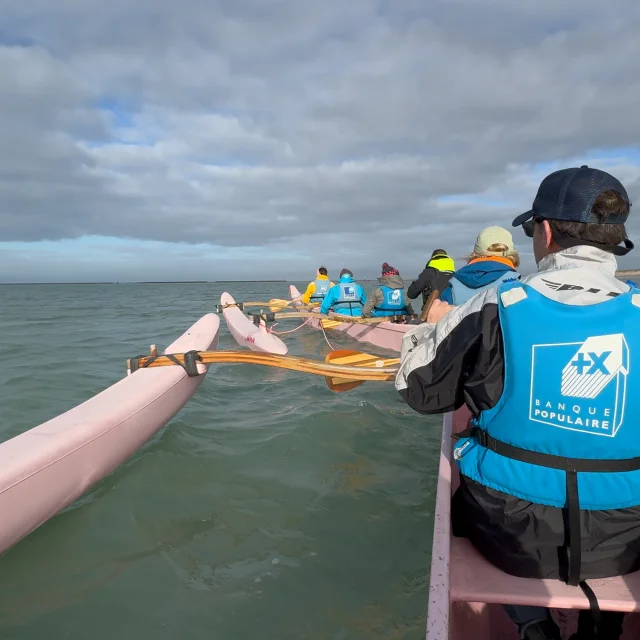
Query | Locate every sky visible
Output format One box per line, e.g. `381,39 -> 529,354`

1,0 -> 640,283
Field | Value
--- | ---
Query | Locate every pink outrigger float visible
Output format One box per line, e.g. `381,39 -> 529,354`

429,405 -> 640,639
220,292 -> 288,355
289,285 -> 409,353
0,313 -> 220,556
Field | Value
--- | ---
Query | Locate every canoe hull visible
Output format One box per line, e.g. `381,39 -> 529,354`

289,285 -> 408,353
429,407 -> 640,638
221,292 -> 288,355
0,313 -> 220,556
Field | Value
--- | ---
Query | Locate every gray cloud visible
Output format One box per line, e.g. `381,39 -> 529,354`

1,0 -> 640,280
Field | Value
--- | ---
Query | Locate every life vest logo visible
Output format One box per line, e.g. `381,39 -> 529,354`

342,286 -> 356,299
318,284 -> 328,293
530,333 -> 629,437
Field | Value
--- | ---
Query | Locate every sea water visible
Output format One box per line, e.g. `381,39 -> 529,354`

0,282 -> 441,640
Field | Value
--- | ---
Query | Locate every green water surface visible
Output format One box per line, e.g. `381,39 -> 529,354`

0,282 -> 441,640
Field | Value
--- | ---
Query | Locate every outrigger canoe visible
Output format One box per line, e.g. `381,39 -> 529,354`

220,292 -> 288,355
429,405 -> 640,638
0,313 -> 220,556
289,285 -> 409,353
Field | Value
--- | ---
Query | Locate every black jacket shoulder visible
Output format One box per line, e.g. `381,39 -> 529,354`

407,267 -> 453,300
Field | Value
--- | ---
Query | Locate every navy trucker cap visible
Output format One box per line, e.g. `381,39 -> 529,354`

512,165 -> 631,228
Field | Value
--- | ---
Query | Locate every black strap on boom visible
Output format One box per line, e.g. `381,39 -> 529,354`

248,312 -> 276,325
129,350 -> 203,377
216,302 -> 244,312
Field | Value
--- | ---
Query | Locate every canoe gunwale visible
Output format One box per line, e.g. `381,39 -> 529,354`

426,410 -> 454,639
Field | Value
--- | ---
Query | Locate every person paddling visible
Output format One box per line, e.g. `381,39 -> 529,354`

362,263 -> 414,318
396,165 -> 637,640
320,268 -> 367,317
440,226 -> 521,304
296,266 -> 334,305
407,249 -> 455,312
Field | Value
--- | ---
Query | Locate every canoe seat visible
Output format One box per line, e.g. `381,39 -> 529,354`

451,537 -> 640,613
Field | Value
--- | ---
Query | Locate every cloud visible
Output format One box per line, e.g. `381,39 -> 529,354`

1,0 -> 640,281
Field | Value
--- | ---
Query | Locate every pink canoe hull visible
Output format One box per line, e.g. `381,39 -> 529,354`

0,313 -> 220,556
428,406 -> 640,639
288,285 -> 409,353
221,292 -> 288,355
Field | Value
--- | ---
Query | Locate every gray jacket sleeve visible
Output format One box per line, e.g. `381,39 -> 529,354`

362,287 -> 383,317
405,298 -> 415,316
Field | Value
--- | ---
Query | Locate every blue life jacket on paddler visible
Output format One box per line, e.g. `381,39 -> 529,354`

372,286 -> 408,317
333,283 -> 364,313
454,280 -> 640,512
441,258 -> 520,305
310,278 -> 331,302
320,273 -> 367,317
454,279 -> 640,587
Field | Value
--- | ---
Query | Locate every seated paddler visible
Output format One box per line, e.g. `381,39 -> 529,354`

362,263 -> 414,318
296,266 -> 334,306
320,268 -> 367,317
407,249 -> 455,312
440,226 -> 521,305
396,165 -> 638,640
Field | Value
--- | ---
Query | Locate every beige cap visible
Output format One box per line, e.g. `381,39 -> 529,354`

473,226 -> 517,256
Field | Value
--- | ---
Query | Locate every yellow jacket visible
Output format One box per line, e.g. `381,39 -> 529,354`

426,254 -> 455,273
302,274 -> 334,304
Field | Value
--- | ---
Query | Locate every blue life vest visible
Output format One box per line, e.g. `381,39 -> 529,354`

449,270 -> 520,305
372,286 -> 408,317
454,280 -> 640,513
310,278 -> 330,302
333,282 -> 364,314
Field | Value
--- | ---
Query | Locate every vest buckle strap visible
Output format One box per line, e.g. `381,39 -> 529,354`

466,427 -> 640,473
451,426 -> 472,442
451,426 -> 491,449
473,428 -> 490,448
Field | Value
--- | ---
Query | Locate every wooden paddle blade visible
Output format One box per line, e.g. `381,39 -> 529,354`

324,375 -> 366,392
323,349 -> 399,393
325,349 -> 400,368
319,318 -> 344,330
325,349 -> 364,362
325,350 -> 366,391
268,298 -> 291,312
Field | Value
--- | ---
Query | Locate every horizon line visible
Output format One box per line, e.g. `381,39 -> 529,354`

1,269 -> 638,286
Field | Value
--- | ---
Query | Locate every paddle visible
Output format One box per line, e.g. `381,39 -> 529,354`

324,350 -> 400,392
269,300 -> 320,312
127,349 -> 398,392
321,293 -> 439,391
420,289 -> 440,323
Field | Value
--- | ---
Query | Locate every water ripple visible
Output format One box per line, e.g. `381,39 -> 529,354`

0,282 -> 439,640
